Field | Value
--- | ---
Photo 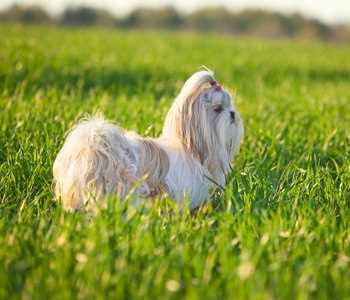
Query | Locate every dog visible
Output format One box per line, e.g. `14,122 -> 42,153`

53,70 -> 244,211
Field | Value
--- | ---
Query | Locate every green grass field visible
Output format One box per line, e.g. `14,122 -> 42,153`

0,24 -> 349,299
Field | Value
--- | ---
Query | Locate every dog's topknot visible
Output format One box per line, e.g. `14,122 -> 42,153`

180,70 -> 215,99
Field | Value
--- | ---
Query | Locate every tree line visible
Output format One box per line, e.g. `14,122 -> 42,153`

1,4 -> 349,42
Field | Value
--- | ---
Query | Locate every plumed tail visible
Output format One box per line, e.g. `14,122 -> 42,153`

53,117 -> 135,211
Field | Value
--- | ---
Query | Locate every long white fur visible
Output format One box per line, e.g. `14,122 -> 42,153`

53,70 -> 244,211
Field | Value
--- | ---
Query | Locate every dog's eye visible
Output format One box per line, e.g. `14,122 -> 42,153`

214,106 -> 223,113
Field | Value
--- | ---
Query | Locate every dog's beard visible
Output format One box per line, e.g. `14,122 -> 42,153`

216,110 -> 244,160
201,108 -> 243,180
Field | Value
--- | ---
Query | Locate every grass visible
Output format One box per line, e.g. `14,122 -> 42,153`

0,24 -> 349,299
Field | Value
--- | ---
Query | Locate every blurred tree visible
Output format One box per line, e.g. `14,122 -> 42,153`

60,6 -> 115,27
118,7 -> 183,29
330,25 -> 350,42
0,4 -> 348,42
279,13 -> 331,39
0,4 -> 52,23
187,8 -> 233,32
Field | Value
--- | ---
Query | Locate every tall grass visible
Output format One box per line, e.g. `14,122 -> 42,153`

0,25 -> 349,299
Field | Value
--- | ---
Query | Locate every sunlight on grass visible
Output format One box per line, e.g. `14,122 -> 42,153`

0,25 -> 349,299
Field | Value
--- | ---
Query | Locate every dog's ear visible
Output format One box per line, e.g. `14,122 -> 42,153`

162,90 -> 204,162
162,71 -> 217,164
177,93 -> 207,163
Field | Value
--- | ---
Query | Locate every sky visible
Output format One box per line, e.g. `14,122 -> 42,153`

1,0 -> 349,25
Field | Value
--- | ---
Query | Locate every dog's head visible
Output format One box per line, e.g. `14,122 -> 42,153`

162,70 -> 244,176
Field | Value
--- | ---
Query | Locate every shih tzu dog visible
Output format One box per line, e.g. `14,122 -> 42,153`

53,70 -> 244,211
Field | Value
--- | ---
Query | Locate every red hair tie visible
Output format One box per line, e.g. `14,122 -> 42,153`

210,80 -> 222,91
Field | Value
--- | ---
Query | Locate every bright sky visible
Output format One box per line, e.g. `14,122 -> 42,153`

1,0 -> 349,24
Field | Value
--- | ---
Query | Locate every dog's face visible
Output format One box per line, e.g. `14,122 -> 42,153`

201,85 -> 244,164
163,71 -> 244,173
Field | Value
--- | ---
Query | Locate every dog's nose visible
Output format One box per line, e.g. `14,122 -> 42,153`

230,111 -> 235,122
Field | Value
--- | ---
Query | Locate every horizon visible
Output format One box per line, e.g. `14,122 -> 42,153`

0,0 -> 349,25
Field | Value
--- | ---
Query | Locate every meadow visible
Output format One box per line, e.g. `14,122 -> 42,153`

0,24 -> 349,299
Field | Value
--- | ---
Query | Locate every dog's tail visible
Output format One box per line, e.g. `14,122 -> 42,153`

53,116 -> 135,211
